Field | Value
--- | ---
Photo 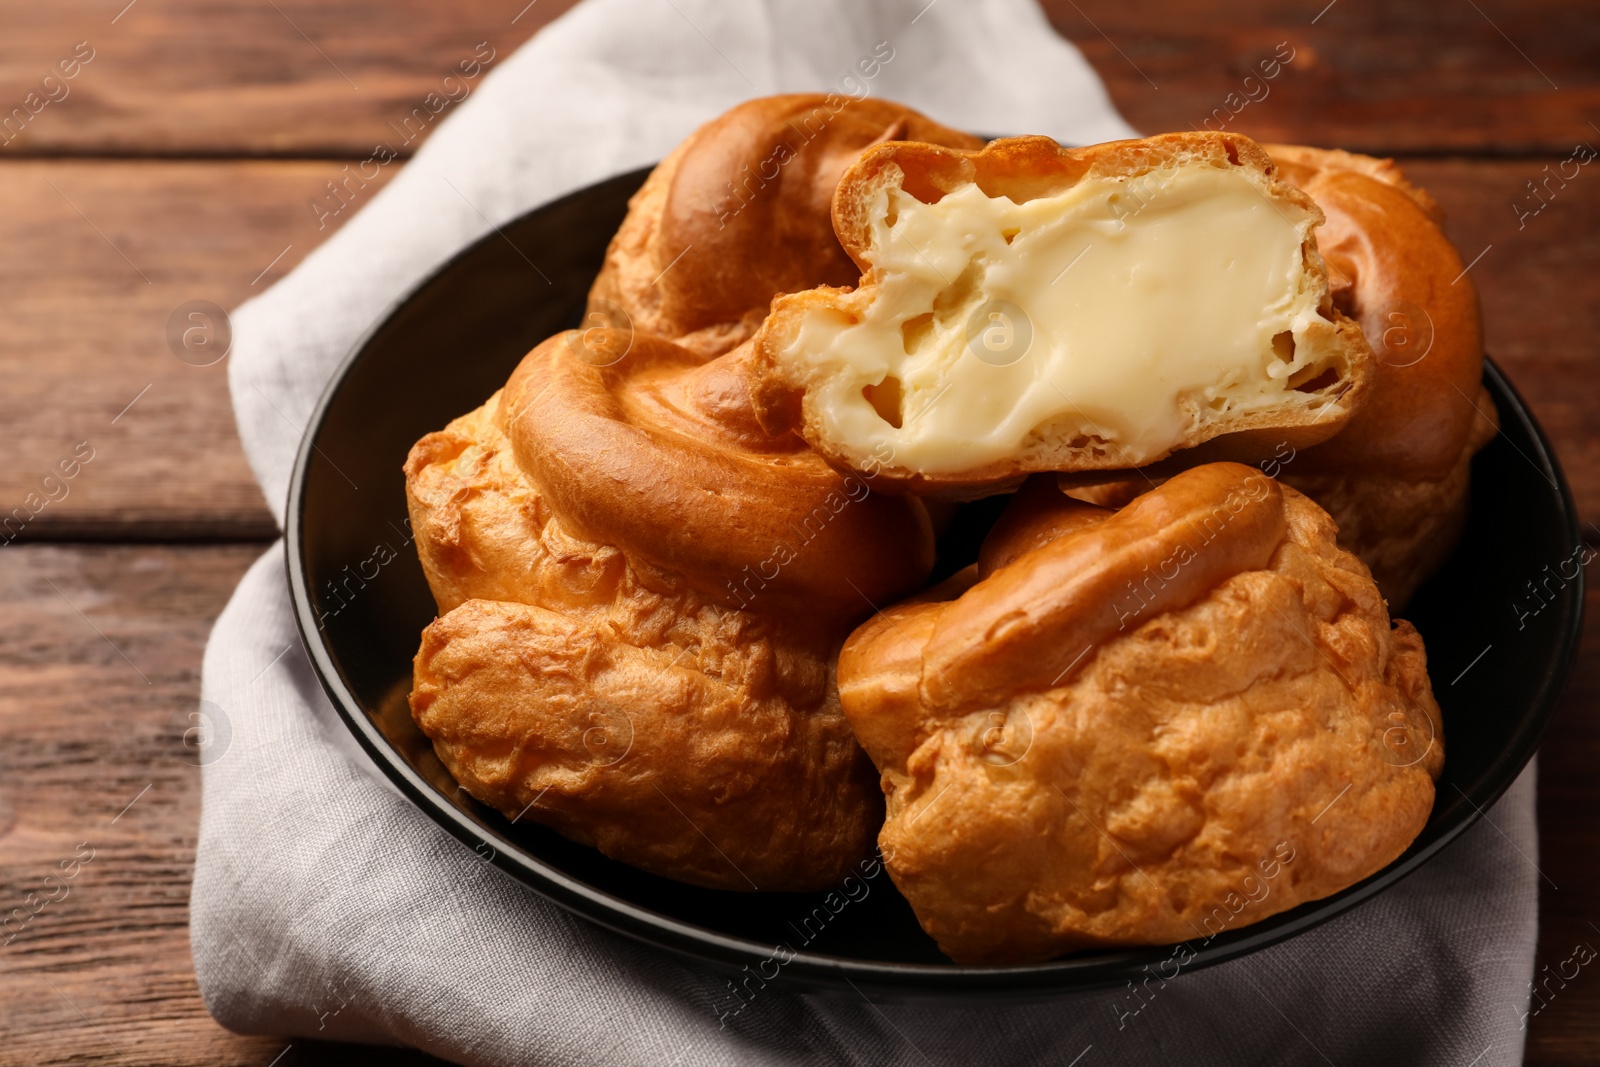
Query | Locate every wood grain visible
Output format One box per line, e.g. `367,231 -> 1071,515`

0,0 -> 1596,1063
0,544 -> 1594,1064
0,0 -> 1588,156
0,543 -> 270,1065
0,0 -> 576,157
0,159 -> 400,542
0,543 -> 458,1065
1399,157 -> 1600,524
1527,563 -> 1600,1066
1,154 -> 1593,543
1040,0 -> 1598,155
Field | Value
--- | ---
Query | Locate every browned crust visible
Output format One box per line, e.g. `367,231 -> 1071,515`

1262,145 -> 1497,607
588,94 -> 983,358
412,596 -> 883,892
838,465 -> 1442,962
1285,384 -> 1499,606
1267,143 -> 1444,225
402,333 -> 937,891
1265,144 -> 1490,481
498,332 -> 935,621
748,132 -> 1378,494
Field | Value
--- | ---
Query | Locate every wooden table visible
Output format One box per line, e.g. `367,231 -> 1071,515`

0,1 -> 1594,1063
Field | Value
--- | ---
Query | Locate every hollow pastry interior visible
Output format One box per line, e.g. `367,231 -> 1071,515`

753,135 -> 1374,489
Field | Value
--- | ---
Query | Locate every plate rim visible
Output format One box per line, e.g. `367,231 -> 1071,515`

283,171 -> 1586,998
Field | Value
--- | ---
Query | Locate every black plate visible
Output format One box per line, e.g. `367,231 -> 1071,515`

286,166 -> 1584,999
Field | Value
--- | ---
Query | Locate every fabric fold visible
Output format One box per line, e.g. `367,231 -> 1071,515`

194,1 -> 1538,1063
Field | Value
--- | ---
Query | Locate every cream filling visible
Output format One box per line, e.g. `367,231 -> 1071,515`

783,162 -> 1334,473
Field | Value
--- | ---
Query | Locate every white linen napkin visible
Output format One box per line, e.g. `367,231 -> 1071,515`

195,1 -> 1541,1063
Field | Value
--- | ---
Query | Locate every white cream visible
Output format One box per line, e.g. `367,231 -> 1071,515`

782,162 -> 1336,473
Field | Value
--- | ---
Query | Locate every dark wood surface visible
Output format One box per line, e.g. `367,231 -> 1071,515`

1043,0 -> 1600,155
0,1 -> 1594,1063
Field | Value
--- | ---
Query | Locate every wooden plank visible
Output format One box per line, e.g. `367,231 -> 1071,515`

0,0 -> 574,157
1526,569 -> 1600,1066
0,159 -> 402,542
1397,158 -> 1600,522
0,543 -> 459,1065
0,544 -> 1594,1063
0,1 -> 1590,158
1041,0 -> 1598,154
2,155 -> 1594,541
0,0 -> 1585,1063
0,543 -> 272,1064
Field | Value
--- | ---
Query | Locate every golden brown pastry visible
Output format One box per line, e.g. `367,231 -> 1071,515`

1266,145 -> 1498,607
838,464 -> 1442,964
405,332 -> 935,890
587,94 -> 982,358
748,132 -> 1378,494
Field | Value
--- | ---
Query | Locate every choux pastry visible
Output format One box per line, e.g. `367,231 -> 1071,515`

838,464 -> 1442,963
405,333 -> 935,890
588,94 -> 981,358
749,132 -> 1377,493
